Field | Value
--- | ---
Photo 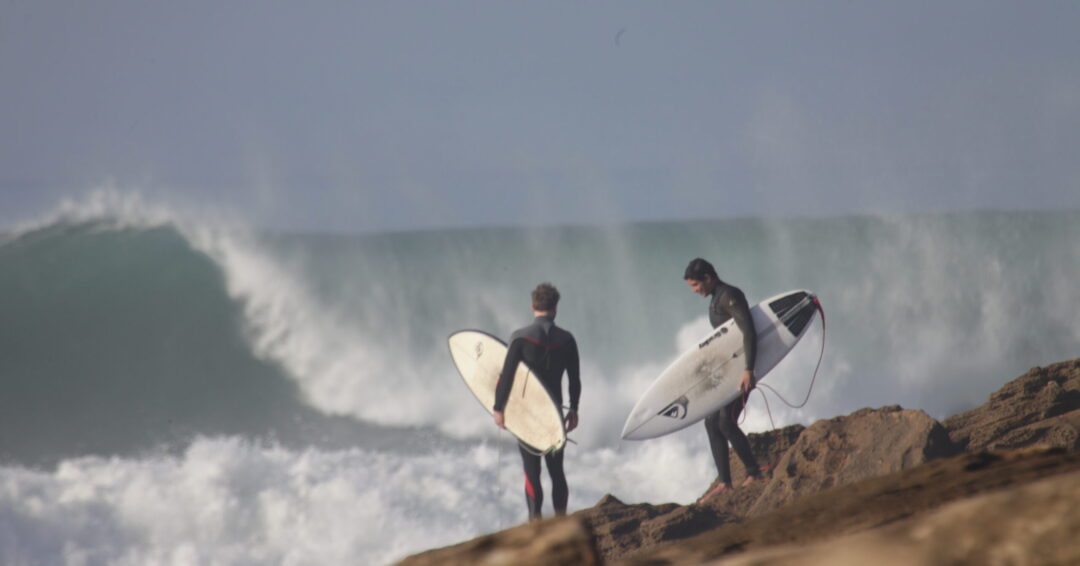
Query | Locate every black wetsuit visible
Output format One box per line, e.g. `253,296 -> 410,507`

705,280 -> 761,485
494,315 -> 581,520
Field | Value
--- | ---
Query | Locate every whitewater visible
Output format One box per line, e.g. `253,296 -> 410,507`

2,190 -> 1079,565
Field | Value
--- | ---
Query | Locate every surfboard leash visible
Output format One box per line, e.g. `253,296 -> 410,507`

561,405 -> 578,448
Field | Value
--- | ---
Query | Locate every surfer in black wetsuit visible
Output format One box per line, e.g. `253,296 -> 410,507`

684,258 -> 763,502
493,282 -> 581,521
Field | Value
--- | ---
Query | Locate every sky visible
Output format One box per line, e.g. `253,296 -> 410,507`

2,1 -> 1079,233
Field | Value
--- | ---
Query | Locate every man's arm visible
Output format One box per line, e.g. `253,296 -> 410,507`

567,338 -> 581,412
725,288 -> 757,373
565,337 -> 581,432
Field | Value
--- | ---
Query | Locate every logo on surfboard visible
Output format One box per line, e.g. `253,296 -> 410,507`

697,326 -> 729,349
658,396 -> 690,420
474,341 -> 484,359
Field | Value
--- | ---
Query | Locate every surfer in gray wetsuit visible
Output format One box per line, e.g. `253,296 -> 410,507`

493,282 -> 581,521
684,258 -> 763,502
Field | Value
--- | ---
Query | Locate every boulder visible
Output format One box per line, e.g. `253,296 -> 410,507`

583,407 -> 958,561
747,406 -> 956,515
576,495 -> 734,563
701,424 -> 805,498
393,515 -> 598,566
944,359 -> 1080,452
703,466 -> 1080,566
619,448 -> 1080,566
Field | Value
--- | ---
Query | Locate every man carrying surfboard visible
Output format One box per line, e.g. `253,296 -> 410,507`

684,258 -> 763,502
493,282 -> 581,520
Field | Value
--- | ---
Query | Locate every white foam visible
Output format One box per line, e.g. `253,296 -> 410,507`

0,435 -> 720,566
6,184 -> 223,237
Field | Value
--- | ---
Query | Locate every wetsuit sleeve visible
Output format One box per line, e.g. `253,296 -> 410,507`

725,289 -> 758,372
494,338 -> 524,412
567,337 -> 581,412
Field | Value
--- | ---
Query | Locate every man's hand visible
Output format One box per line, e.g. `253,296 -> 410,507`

565,410 -> 579,433
494,410 -> 506,429
739,370 -> 756,395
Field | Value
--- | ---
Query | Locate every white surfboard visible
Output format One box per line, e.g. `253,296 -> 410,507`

448,330 -> 567,453
621,290 -> 820,440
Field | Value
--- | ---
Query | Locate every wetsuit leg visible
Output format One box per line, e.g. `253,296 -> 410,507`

713,396 -> 761,479
704,409 -> 733,485
544,448 -> 568,515
519,444 -> 544,520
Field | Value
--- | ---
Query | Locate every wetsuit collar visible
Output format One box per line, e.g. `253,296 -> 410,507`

708,278 -> 726,296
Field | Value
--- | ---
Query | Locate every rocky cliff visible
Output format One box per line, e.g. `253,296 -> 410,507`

395,359 -> 1080,566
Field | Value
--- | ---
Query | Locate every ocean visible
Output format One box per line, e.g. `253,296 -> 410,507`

2,191 -> 1078,565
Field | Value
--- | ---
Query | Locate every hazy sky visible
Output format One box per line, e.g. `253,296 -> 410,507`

3,1 -> 1078,232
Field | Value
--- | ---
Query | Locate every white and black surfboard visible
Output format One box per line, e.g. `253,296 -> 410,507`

621,290 -> 820,440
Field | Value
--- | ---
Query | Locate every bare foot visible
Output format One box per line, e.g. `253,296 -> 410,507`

697,482 -> 732,503
743,464 -> 768,486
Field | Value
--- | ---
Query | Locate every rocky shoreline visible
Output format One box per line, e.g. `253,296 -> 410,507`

396,359 -> 1080,565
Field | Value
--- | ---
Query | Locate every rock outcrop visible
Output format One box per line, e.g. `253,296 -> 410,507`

578,495 -> 734,563
579,406 -> 956,562
394,516 -> 599,566
697,457 -> 1080,565
394,359 -> 1080,566
619,448 -> 1080,565
944,359 -> 1080,452
748,405 -> 957,515
578,424 -> 804,562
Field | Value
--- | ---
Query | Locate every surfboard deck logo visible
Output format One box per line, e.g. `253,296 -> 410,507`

659,395 -> 689,419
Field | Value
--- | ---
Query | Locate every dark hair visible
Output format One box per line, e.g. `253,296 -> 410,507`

684,258 -> 718,282
532,282 -> 561,311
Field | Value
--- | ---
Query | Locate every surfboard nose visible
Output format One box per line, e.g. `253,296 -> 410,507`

621,404 -> 654,440
621,418 -> 645,440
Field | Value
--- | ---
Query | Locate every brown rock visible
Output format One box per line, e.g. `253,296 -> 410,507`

398,359 -> 1080,566
619,448 -> 1080,566
639,505 -> 734,546
576,495 -> 735,563
392,515 -> 599,566
742,424 -> 807,480
586,407 -> 956,562
691,425 -> 804,520
581,426 -> 804,562
747,405 -> 956,515
944,359 -> 1080,452
702,424 -> 805,501
703,465 -> 1080,566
